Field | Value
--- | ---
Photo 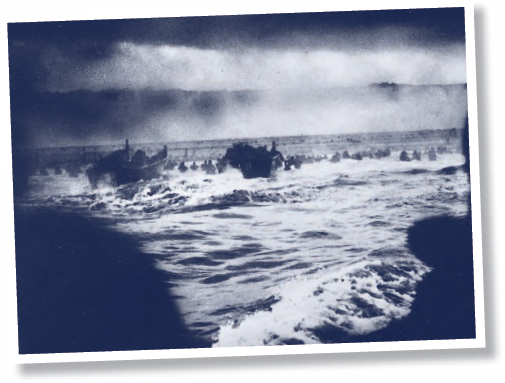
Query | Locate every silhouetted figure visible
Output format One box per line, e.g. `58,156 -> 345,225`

330,152 -> 341,163
216,158 -> 227,174
284,156 -> 302,169
304,155 -> 315,164
400,150 -> 411,162
270,141 -> 285,162
270,142 -> 285,170
272,155 -> 283,170
374,148 -> 391,159
412,150 -> 422,161
206,160 -> 216,175
178,161 -> 188,173
342,150 -> 351,159
428,147 -> 437,161
351,152 -> 363,161
190,162 -> 198,171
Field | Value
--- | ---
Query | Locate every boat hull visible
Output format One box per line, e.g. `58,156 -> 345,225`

86,145 -> 168,188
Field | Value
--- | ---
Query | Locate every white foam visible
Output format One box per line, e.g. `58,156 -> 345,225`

24,151 -> 469,347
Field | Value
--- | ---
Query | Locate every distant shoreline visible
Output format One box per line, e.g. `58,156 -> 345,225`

16,127 -> 464,151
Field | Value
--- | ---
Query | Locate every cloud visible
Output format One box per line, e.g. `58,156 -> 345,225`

45,42 -> 467,93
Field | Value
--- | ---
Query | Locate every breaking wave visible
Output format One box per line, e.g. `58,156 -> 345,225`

22,150 -> 469,346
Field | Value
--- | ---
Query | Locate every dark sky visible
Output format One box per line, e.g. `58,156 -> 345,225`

8,8 -> 467,147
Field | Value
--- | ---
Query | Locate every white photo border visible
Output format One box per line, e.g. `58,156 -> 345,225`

1,0 -> 484,365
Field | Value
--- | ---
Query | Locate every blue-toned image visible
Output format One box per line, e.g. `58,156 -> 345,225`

8,7 -> 476,355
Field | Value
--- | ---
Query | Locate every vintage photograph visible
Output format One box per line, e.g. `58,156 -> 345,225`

8,7 -> 480,357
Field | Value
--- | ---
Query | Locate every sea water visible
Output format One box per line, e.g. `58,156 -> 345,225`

19,134 -> 469,347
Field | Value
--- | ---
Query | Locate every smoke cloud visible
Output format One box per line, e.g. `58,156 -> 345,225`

46,42 -> 467,93
10,9 -> 468,146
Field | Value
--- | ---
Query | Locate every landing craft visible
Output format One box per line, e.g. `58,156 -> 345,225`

222,141 -> 285,179
86,140 -> 168,188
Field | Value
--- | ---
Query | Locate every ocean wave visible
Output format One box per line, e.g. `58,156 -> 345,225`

20,150 -> 469,347
213,253 -> 428,347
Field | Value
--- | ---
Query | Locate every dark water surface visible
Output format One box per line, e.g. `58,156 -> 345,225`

15,206 -> 210,354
